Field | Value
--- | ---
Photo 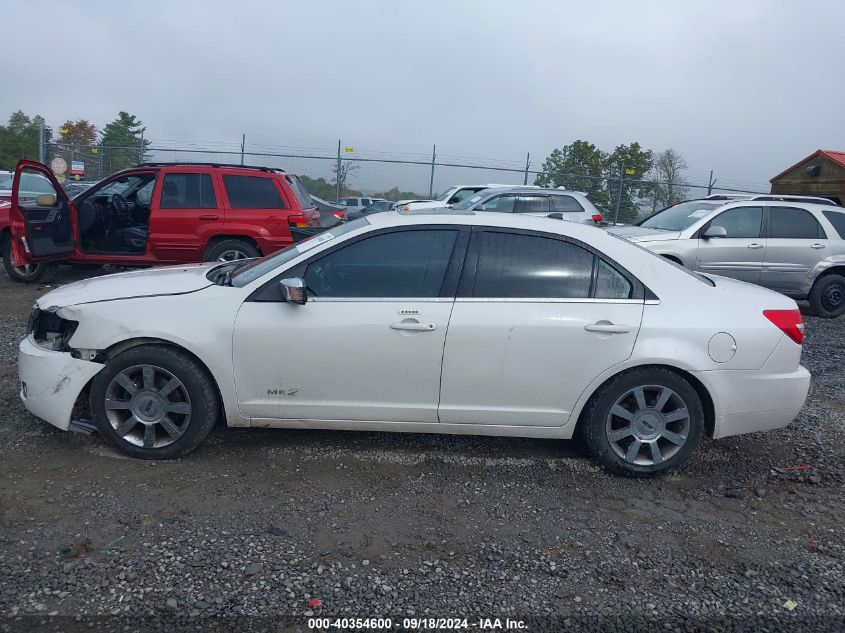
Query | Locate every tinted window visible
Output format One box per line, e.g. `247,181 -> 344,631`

473,232 -> 594,298
552,195 -> 584,213
223,175 -> 285,209
595,259 -> 632,298
479,195 -> 516,213
708,207 -> 762,238
304,230 -> 458,298
769,207 -> 823,239
517,196 -> 551,214
822,210 -> 845,239
160,173 -> 217,209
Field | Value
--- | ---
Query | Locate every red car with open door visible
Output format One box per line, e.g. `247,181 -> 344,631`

3,160 -> 321,283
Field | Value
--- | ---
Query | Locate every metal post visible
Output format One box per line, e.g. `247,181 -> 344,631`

523,152 -> 530,185
139,130 -> 145,164
428,145 -> 436,198
707,170 -> 716,196
240,134 -> 245,166
336,140 -> 342,202
38,120 -> 45,163
612,165 -> 625,225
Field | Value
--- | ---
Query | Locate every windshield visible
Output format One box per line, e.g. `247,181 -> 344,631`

230,218 -> 369,287
434,187 -> 456,202
638,201 -> 723,231
286,175 -> 314,208
453,193 -> 485,210
607,232 -> 714,287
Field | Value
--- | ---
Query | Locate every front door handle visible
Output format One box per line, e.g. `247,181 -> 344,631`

810,243 -> 826,249
199,214 -> 219,221
390,321 -> 436,332
584,323 -> 632,334
747,243 -> 764,249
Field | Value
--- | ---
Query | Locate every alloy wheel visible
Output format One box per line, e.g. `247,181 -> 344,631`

103,364 -> 192,449
216,249 -> 248,262
605,384 -> 691,466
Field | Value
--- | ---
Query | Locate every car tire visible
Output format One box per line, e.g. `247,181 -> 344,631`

90,345 -> 220,460
2,239 -> 54,284
204,239 -> 260,262
808,274 -> 845,319
581,367 -> 704,477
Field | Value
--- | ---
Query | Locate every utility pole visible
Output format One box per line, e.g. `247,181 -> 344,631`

336,140 -> 342,202
428,145 -> 436,198
707,170 -> 717,196
240,134 -> 246,166
139,130 -> 145,164
612,165 -> 625,225
523,152 -> 530,185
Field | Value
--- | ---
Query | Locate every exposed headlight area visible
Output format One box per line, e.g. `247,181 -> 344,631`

28,305 -> 78,352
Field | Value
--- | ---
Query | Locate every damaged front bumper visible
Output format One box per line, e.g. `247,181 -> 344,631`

18,335 -> 104,431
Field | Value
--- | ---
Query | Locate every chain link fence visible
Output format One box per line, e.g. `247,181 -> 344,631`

43,140 -> 769,222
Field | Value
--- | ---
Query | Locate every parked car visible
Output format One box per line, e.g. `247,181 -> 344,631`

310,195 -> 347,227
453,187 -> 604,225
609,196 -> 845,318
395,184 -> 526,212
19,211 -> 809,476
346,199 -> 395,220
2,160 -> 320,283
0,169 -> 54,202
338,196 -> 385,214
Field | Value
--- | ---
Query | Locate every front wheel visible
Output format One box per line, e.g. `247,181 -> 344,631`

808,274 -> 845,319
90,345 -> 220,459
581,367 -> 704,477
2,239 -> 54,283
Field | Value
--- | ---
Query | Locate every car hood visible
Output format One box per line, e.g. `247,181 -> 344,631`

606,226 -> 682,242
37,263 -> 219,309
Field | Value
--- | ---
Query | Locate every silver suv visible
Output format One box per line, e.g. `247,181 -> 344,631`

452,187 -> 604,225
609,196 -> 845,318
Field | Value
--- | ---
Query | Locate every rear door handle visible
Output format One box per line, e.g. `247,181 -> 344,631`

747,243 -> 764,249
199,214 -> 219,221
584,323 -> 632,334
391,321 -> 436,332
810,243 -> 826,249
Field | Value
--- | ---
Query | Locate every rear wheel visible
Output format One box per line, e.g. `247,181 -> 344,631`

90,345 -> 219,459
808,273 -> 845,319
204,239 -> 260,262
581,367 -> 704,477
2,239 -> 54,283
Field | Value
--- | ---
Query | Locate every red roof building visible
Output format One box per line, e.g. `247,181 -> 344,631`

770,149 -> 845,204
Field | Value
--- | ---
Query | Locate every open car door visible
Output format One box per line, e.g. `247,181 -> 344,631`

9,160 -> 76,266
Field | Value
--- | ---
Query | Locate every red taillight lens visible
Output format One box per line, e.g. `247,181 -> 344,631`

332,210 -> 347,221
763,309 -> 805,345
592,214 -> 603,223
288,214 -> 308,228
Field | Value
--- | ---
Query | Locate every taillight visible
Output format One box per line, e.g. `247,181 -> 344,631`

332,210 -> 347,221
763,309 -> 805,345
288,214 -> 308,228
592,214 -> 603,223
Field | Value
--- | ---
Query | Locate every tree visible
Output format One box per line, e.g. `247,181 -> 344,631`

603,142 -> 654,223
0,111 -> 51,170
58,119 -> 98,146
534,140 -> 609,210
376,186 -> 428,201
100,111 -> 151,170
653,149 -> 689,207
332,159 -> 361,198
299,176 -> 338,201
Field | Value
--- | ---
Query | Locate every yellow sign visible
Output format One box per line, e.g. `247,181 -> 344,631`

58,127 -> 69,135
56,174 -> 66,183
344,147 -> 354,153
625,168 -> 635,175
91,147 -> 98,154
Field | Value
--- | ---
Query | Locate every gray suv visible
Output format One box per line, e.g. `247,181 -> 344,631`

452,187 -> 604,225
609,196 -> 845,318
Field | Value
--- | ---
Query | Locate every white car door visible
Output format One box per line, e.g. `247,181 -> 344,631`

232,226 -> 467,423
438,228 -> 644,427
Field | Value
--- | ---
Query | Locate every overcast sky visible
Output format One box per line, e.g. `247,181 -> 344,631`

3,0 -> 843,190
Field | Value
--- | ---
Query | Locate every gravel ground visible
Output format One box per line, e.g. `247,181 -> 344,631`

0,266 -> 843,633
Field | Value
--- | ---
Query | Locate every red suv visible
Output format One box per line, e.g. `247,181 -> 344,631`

1,160 -> 320,282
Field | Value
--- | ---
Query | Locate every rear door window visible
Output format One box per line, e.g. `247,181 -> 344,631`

822,210 -> 845,239
223,175 -> 286,209
768,207 -> 824,239
159,173 -> 217,209
516,196 -> 552,214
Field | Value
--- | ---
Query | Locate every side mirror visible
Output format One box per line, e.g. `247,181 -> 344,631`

702,225 -> 728,239
547,212 -> 564,220
36,194 -> 57,207
476,203 -> 487,211
279,277 -> 307,305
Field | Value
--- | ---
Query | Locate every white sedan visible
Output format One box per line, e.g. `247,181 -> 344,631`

18,211 -> 810,476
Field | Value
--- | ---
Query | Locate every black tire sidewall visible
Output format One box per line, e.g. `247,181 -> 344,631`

204,239 -> 259,262
90,345 -> 219,459
2,239 -> 50,283
809,274 -> 845,319
583,368 -> 704,477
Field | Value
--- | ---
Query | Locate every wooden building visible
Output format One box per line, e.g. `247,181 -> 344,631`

770,149 -> 845,204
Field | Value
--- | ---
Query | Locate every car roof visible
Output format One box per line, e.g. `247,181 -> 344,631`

471,186 -> 586,198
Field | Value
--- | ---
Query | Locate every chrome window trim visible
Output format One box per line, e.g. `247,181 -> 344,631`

454,297 -> 645,304
308,297 -> 453,303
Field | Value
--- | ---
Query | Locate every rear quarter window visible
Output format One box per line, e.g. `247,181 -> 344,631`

223,175 -> 286,209
822,210 -> 845,239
